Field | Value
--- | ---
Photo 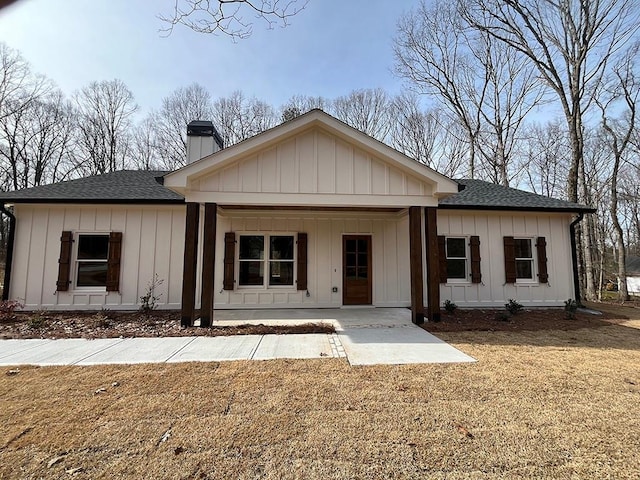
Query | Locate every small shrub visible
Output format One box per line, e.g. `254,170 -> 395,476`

564,299 -> 578,319
0,299 -> 23,322
90,311 -> 111,329
139,274 -> 164,316
443,299 -> 458,314
494,311 -> 511,322
27,310 -> 49,329
505,299 -> 523,315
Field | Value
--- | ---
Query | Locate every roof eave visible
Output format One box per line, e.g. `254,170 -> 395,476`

438,204 -> 597,213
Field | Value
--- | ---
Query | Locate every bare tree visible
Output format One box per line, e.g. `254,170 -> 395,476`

462,0 -> 640,202
131,115 -> 161,171
332,88 -> 395,142
521,121 -> 570,198
395,0 -> 482,178
595,46 -> 640,301
154,83 -> 214,169
74,79 -> 138,175
159,0 -> 308,39
212,90 -> 276,146
280,94 -> 329,122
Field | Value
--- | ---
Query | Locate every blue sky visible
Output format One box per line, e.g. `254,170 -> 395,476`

0,0 -> 415,114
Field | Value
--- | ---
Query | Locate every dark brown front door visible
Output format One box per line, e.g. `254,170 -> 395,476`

343,235 -> 372,305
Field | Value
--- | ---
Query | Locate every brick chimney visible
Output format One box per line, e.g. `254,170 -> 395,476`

186,121 -> 223,164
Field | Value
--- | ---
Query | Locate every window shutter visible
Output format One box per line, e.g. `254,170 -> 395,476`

536,236 -> 549,283
470,236 -> 482,284
106,232 -> 122,292
223,232 -> 235,290
504,236 -> 516,283
297,233 -> 308,291
56,231 -> 73,292
437,235 -> 447,283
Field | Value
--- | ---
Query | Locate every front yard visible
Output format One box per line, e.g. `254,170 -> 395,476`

1,305 -> 639,479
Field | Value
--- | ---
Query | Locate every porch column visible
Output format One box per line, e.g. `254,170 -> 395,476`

181,202 -> 200,327
424,207 -> 441,322
200,203 -> 217,327
409,206 -> 425,324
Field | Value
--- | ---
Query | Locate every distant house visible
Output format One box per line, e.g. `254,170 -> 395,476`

0,110 -> 594,325
626,256 -> 640,295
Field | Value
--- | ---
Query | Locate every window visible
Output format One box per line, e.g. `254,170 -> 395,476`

238,234 -> 295,287
514,238 -> 534,280
76,234 -> 110,287
445,237 -> 468,280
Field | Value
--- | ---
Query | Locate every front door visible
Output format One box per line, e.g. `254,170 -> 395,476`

343,235 -> 372,305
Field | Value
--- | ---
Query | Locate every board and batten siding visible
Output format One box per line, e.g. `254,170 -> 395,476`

195,129 -> 433,199
436,211 -> 575,307
214,210 -> 411,308
10,204 -> 186,310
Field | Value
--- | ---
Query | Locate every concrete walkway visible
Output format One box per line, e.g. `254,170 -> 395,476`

0,308 -> 475,366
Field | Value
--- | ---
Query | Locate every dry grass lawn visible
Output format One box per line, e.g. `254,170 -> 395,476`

1,313 -> 640,478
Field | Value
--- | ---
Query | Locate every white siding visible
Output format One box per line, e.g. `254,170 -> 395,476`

436,211 -> 575,307
196,129 -> 433,198
214,209 -> 411,309
10,204 -> 186,311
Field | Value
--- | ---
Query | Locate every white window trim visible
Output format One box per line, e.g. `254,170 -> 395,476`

514,237 -> 537,284
237,232 -> 297,290
445,236 -> 470,284
73,232 -> 110,291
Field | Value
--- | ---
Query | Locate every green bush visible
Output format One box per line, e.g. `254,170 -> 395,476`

564,299 -> 578,319
443,299 -> 458,314
505,299 -> 523,315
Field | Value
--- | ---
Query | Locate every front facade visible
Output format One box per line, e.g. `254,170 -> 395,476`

2,110 -> 592,325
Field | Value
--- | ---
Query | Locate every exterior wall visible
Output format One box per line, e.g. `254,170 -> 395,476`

627,276 -> 640,294
214,209 -> 411,308
10,204 -> 186,311
436,210 -> 575,307
194,128 -> 434,204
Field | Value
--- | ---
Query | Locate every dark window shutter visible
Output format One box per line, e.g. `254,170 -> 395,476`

56,231 -> 73,292
536,236 -> 549,283
437,235 -> 447,283
504,236 -> 516,283
297,233 -> 308,291
106,232 -> 122,292
470,236 -> 482,284
223,232 -> 235,290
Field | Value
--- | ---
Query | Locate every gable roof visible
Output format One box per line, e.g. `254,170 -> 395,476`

626,256 -> 640,276
163,109 -> 460,199
0,170 -> 183,204
439,179 -> 595,213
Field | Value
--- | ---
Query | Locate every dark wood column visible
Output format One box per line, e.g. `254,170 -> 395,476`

424,207 -> 441,322
409,206 -> 425,324
181,202 -> 200,327
200,203 -> 217,327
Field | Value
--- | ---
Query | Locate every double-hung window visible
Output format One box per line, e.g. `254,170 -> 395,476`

76,234 -> 110,288
238,234 -> 295,287
514,238 -> 534,281
445,237 -> 468,281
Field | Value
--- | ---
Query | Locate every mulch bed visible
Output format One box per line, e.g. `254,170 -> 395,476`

0,310 -> 335,340
422,308 -> 612,333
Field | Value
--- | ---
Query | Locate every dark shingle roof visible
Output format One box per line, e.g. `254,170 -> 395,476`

1,171 -> 593,213
0,170 -> 184,204
439,179 -> 594,213
626,256 -> 640,276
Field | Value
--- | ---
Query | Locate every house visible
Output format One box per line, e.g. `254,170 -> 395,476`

626,256 -> 640,295
0,110 -> 594,326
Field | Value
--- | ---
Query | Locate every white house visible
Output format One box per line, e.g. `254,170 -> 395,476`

0,110 -> 594,326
